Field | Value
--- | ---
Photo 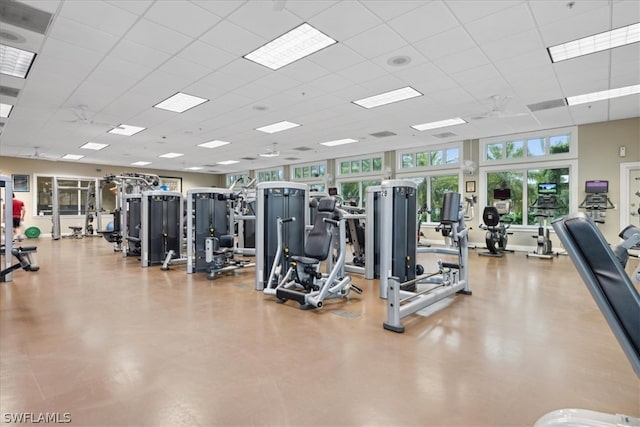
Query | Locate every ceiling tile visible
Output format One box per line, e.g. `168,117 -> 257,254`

110,39 -> 172,69
445,0 -> 521,23
199,19 -> 266,55
190,1 -> 246,18
433,47 -> 489,75
388,1 -> 459,43
336,61 -> 388,85
46,17 -> 118,54
144,1 -> 221,38
360,0 -> 424,21
342,24 -> 407,60
308,43 -> 366,73
310,1 -> 381,41
227,1 -> 302,39
537,4 -> 612,46
609,95 -> 640,121
125,18 -> 193,55
282,0 -> 339,20
464,3 -> 535,44
481,30 -> 544,63
106,0 -> 153,15
176,40 -> 236,70
528,0 -> 610,27
413,27 -> 476,61
60,0 -> 138,37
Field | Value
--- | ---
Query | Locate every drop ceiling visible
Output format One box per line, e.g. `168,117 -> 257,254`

0,0 -> 638,174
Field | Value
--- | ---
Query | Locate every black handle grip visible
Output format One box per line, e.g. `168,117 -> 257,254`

280,217 -> 295,223
323,218 -> 339,226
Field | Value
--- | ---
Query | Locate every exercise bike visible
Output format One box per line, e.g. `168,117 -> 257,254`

527,183 -> 559,259
479,188 -> 513,257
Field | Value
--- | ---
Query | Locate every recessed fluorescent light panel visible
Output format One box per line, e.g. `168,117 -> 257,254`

217,160 -> 239,165
548,23 -> 640,63
62,154 -> 84,160
197,140 -> 231,149
319,138 -> 358,147
153,92 -> 208,113
108,124 -> 146,136
411,117 -> 467,131
187,166 -> 203,170
158,152 -> 184,159
0,103 -> 12,118
131,161 -> 151,166
255,121 -> 301,134
80,142 -> 109,150
566,84 -> 640,106
0,44 -> 36,78
353,86 -> 422,109
244,22 -> 337,70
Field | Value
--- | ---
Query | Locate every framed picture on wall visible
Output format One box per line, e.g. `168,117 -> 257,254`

12,174 -> 29,192
465,180 -> 476,193
159,176 -> 182,192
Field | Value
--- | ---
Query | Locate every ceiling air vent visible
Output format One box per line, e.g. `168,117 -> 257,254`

527,99 -> 567,112
293,146 -> 312,151
284,157 -> 300,161
432,132 -> 457,139
369,130 -> 396,138
0,1 -> 53,35
241,157 -> 256,161
0,85 -> 19,98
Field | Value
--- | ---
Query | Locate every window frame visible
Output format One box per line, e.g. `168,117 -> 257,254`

34,174 -> 100,217
335,153 -> 384,179
396,170 -> 464,224
256,167 -> 284,183
226,172 -> 251,187
290,161 -> 327,182
397,142 -> 462,172
480,126 -> 577,167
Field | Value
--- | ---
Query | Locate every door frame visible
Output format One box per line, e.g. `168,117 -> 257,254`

620,161 -> 640,228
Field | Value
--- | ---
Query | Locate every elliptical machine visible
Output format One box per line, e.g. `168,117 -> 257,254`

479,188 -> 513,257
578,180 -> 615,226
527,183 -> 559,259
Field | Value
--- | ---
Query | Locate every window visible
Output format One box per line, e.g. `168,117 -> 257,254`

398,143 -> 461,171
227,173 -> 251,187
35,176 -> 97,216
291,162 -> 326,181
485,167 -> 570,225
403,174 -> 460,223
257,168 -> 283,182
337,154 -> 383,177
338,179 -> 382,208
482,128 -> 575,165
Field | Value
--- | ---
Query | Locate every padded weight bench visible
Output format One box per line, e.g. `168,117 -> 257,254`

534,213 -> 639,427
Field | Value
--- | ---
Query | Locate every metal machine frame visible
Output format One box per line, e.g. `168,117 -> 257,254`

140,190 -> 183,267
255,182 -> 309,291
383,192 -> 471,333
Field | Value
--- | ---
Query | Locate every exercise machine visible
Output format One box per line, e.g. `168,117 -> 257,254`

535,214 -> 639,427
378,180 -> 424,298
267,197 -> 362,309
383,192 -> 471,333
184,188 -> 254,279
255,182 -> 308,291
527,183 -> 559,259
0,245 -> 39,282
232,179 -> 257,257
98,172 -> 160,252
578,180 -> 615,225
479,188 -> 513,257
140,190 -> 183,267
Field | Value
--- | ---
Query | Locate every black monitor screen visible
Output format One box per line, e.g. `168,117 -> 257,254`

585,180 -> 608,193
328,187 -> 338,196
538,183 -> 557,195
493,188 -> 511,200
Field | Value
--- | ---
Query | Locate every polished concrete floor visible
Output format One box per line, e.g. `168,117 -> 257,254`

1,237 -> 638,426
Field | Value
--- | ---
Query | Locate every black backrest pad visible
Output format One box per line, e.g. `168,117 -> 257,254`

317,197 -> 336,213
304,211 -> 333,261
482,206 -> 500,227
556,214 -> 640,374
